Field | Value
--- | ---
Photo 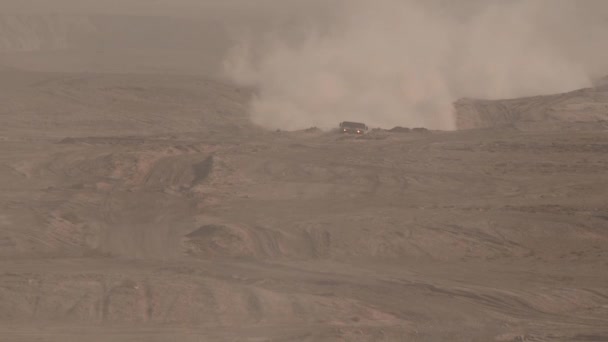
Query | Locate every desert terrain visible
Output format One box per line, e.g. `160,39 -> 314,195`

1,3 -> 608,342
1,68 -> 607,341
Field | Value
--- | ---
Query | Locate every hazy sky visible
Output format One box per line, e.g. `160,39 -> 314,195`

0,0 -> 335,16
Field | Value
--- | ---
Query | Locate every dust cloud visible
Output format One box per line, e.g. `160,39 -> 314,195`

223,0 -> 608,131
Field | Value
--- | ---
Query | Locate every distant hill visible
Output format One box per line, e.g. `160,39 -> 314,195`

0,69 -> 253,138
454,85 -> 608,130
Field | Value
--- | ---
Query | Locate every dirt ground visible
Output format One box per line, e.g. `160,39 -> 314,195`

1,70 -> 607,341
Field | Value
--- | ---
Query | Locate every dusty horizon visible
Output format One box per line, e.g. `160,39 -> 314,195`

2,1 -> 608,130
223,0 -> 608,130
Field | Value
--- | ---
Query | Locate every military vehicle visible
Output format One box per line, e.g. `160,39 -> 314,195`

339,121 -> 368,134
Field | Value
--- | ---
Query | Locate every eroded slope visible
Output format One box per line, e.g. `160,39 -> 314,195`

455,85 -> 608,131
1,70 -> 607,341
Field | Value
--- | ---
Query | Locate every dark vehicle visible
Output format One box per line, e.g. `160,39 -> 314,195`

339,121 -> 368,134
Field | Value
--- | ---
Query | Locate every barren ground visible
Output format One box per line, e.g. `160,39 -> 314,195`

1,70 -> 607,341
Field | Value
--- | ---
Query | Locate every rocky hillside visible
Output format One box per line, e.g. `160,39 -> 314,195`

455,85 -> 608,130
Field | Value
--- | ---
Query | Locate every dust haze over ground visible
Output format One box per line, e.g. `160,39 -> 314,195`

224,0 -> 608,130
1,1 -> 608,342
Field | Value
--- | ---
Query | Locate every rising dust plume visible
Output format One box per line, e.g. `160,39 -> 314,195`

223,0 -> 608,131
